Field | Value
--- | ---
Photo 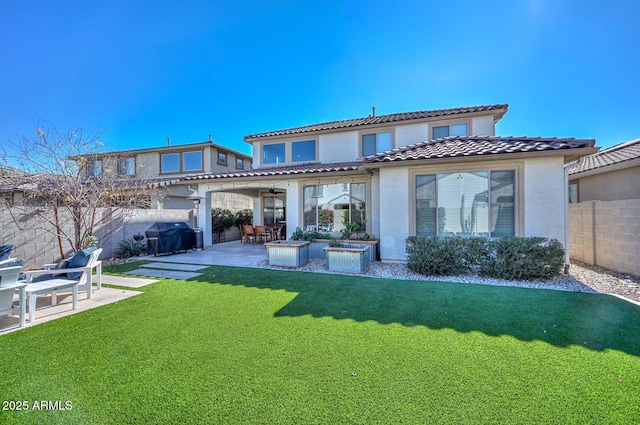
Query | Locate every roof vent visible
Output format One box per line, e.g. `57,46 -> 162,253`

167,137 -> 171,146
208,134 -> 212,142
372,106 -> 376,117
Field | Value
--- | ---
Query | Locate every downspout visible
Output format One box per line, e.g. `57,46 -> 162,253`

563,166 -> 570,273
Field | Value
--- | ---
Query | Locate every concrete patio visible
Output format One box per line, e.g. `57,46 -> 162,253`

144,240 -> 267,267
0,284 -> 146,335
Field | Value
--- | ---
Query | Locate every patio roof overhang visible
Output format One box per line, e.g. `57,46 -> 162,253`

156,161 -> 368,188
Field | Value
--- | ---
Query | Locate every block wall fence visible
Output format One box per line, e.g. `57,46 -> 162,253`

569,199 -> 640,277
0,193 -> 251,269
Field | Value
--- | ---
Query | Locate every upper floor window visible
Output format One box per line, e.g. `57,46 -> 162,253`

183,151 -> 203,171
217,152 -> 227,166
161,153 -> 180,173
118,157 -> 136,176
161,151 -> 203,173
362,131 -> 392,157
236,158 -> 244,169
432,123 -> 468,139
263,143 -> 285,165
292,140 -> 316,162
87,160 -> 103,177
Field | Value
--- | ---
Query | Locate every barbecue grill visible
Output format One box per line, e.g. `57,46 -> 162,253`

145,222 -> 195,255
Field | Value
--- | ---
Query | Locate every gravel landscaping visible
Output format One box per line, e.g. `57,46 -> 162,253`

256,258 -> 640,304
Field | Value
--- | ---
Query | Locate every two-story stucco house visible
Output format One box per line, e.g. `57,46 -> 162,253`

169,104 -> 596,263
82,137 -> 253,209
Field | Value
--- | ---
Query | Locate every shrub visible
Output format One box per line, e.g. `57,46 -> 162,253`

405,236 -> 565,280
233,209 -> 253,228
303,230 -> 332,241
480,237 -> 565,281
406,236 -> 469,276
291,227 -> 304,240
117,238 -> 146,258
212,208 -> 234,243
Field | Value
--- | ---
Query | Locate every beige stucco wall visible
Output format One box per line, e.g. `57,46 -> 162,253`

375,156 -> 570,262
569,199 -> 640,276
571,165 -> 640,202
395,123 -> 428,146
471,116 -> 495,136
251,113 -> 498,167
523,157 -> 567,245
378,167 -> 411,261
319,131 -> 359,163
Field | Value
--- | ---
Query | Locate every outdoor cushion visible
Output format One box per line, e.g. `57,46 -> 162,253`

65,247 -> 97,279
0,245 -> 13,261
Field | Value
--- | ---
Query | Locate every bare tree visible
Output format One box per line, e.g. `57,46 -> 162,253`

1,122 -> 162,258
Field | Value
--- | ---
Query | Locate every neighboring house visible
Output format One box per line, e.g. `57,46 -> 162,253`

168,104 -> 596,262
566,138 -> 640,202
79,138 -> 253,209
566,138 -> 640,276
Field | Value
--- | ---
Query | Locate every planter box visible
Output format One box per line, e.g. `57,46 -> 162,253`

309,239 -> 378,263
265,241 -> 310,267
324,244 -> 371,273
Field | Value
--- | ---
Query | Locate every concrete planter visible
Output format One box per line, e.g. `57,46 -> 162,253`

324,244 -> 371,273
308,239 -> 378,263
265,240 -> 310,267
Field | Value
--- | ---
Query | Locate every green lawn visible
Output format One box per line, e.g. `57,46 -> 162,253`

1,263 -> 639,424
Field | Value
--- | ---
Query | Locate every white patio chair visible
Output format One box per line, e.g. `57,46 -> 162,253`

21,248 -> 103,322
0,265 -> 27,329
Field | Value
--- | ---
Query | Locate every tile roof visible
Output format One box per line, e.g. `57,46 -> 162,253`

244,104 -> 508,140
566,138 -> 640,175
364,136 -> 596,164
175,161 -> 364,183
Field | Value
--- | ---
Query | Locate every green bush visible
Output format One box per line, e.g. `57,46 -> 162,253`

291,227 -> 304,240
405,236 -> 565,280
480,237 -> 565,281
233,209 -> 253,228
212,208 -> 234,243
117,238 -> 146,258
406,236 -> 469,276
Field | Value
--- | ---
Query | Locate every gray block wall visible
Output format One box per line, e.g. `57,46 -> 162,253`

569,199 -> 640,276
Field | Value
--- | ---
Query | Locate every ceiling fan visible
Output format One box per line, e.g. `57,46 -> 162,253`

268,188 -> 284,194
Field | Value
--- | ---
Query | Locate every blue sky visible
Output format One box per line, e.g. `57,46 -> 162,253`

1,0 -> 638,156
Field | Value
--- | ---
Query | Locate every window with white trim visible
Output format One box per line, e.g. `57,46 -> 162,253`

416,170 -> 515,237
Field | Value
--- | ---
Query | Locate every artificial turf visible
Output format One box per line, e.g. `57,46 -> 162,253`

1,263 -> 639,424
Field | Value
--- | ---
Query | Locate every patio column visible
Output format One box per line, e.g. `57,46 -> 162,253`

202,192 -> 213,246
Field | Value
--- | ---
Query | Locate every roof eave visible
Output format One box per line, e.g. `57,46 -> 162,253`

568,156 -> 640,179
363,147 -> 599,169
